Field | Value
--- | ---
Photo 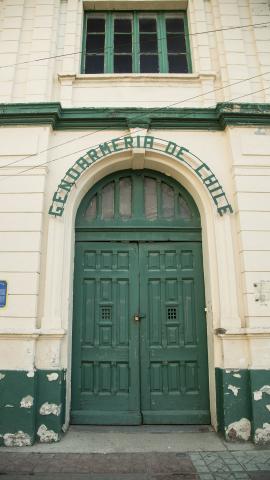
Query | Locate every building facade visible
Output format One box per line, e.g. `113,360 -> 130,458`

0,0 -> 270,446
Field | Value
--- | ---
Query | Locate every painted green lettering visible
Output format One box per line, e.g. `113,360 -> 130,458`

52,191 -> 68,204
48,203 -> 64,217
165,141 -> 177,155
87,149 -> 99,162
111,138 -> 122,152
135,136 -> 141,147
176,146 -> 189,160
209,186 -> 223,194
217,204 -> 233,216
66,167 -> 81,181
203,174 -> 219,189
195,163 -> 210,179
99,142 -> 111,156
144,136 -> 154,149
212,192 -> 226,205
58,179 -> 74,192
76,156 -> 91,171
124,136 -> 133,149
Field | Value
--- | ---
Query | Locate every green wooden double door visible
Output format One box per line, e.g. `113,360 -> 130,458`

71,241 -> 210,425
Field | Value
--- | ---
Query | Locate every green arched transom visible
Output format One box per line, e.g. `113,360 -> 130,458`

76,170 -> 201,233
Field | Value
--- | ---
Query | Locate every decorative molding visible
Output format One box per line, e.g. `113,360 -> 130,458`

61,71 -> 216,84
0,102 -> 270,130
0,329 -> 66,340
217,328 -> 270,339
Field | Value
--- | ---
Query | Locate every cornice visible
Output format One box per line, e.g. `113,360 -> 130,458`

0,102 -> 269,130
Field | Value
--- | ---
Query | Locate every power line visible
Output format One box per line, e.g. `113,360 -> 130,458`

1,66 -> 270,172
1,83 -> 269,184
1,67 -> 270,173
0,21 -> 269,70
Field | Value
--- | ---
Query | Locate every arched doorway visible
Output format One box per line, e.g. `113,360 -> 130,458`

71,169 -> 210,425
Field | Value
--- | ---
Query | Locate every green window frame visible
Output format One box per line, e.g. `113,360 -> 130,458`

82,11 -> 192,74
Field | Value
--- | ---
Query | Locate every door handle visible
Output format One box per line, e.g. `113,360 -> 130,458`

134,313 -> 145,322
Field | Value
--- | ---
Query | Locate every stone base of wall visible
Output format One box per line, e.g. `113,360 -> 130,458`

0,370 -> 66,446
216,368 -> 270,445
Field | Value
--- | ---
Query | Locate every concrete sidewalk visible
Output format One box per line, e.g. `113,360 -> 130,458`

0,426 -> 270,479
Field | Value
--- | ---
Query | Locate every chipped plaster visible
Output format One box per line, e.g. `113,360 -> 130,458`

0,373 -> 6,380
20,395 -> 34,409
226,418 -> 251,442
254,391 -> 263,401
37,425 -> 59,443
260,386 -> 270,395
46,372 -> 59,382
228,385 -> 240,396
3,431 -> 31,447
255,423 -> 270,444
39,402 -> 61,416
254,385 -> 270,401
27,370 -> 35,378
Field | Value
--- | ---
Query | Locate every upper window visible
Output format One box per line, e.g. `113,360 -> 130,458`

82,12 -> 191,74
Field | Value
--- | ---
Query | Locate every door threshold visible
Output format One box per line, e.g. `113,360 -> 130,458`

69,424 -> 213,433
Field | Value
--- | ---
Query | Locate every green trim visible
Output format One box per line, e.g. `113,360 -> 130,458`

0,103 -> 270,130
81,12 -> 87,74
184,13 -> 192,73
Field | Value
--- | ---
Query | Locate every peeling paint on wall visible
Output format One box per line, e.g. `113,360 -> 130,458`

233,374 -> 241,378
27,370 -> 35,378
3,431 -> 31,447
254,386 -> 270,400
37,424 -> 59,443
226,418 -> 251,441
266,405 -> 270,412
255,423 -> 270,444
39,402 -> 61,416
46,373 -> 59,382
0,373 -> 5,381
20,396 -> 34,409
5,404 -> 14,408
254,391 -> 263,401
228,385 -> 240,396
260,385 -> 270,395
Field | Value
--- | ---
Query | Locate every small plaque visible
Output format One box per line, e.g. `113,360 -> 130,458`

0,281 -> 7,308
254,281 -> 270,305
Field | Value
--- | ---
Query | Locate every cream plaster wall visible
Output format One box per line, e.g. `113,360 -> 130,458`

1,0 -> 270,106
0,124 -> 270,424
0,125 -> 267,356
0,0 -> 270,428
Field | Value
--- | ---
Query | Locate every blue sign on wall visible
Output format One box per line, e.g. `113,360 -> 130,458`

0,281 -> 7,308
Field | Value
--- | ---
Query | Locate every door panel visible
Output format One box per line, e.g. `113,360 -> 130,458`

72,241 -> 210,425
139,243 -> 210,424
71,242 -> 141,424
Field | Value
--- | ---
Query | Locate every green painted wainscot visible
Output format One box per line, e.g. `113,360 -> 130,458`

0,370 -> 66,446
216,368 -> 270,445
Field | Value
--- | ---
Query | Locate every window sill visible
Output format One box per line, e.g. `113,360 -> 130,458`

58,72 -> 216,84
